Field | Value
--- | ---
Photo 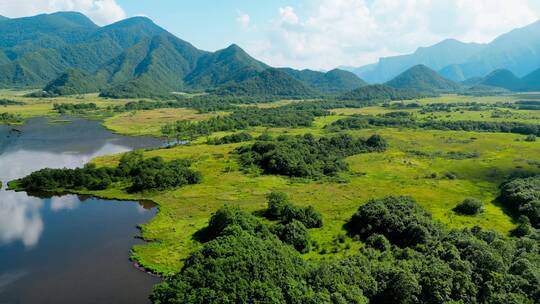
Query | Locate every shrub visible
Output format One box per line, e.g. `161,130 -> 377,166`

453,198 -> 484,215
237,133 -> 387,178
264,191 -> 323,228
271,220 -> 311,253
365,234 -> 391,251
500,176 -> 540,227
525,134 -> 537,142
346,196 -> 440,247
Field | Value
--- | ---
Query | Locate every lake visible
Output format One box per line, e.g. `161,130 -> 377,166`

0,118 -> 164,304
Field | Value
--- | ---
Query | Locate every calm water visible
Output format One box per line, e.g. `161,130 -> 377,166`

0,118 -> 164,304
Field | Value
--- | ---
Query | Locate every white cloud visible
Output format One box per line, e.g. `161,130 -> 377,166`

245,0 -> 540,70
0,0 -> 126,25
236,11 -> 251,30
279,6 -> 298,24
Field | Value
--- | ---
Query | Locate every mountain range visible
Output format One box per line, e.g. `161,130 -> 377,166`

0,12 -> 365,97
347,19 -> 540,84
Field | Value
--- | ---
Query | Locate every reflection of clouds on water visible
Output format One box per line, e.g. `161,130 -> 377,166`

0,118 -> 161,250
0,191 -> 43,247
0,270 -> 27,292
0,144 -> 140,248
0,143 -> 133,182
50,195 -> 80,212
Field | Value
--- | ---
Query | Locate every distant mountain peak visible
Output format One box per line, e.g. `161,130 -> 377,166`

386,64 -> 461,92
348,38 -> 485,83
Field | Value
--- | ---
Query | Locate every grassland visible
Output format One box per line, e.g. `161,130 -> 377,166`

103,108 -> 227,136
86,118 -> 539,274
5,92 -> 540,275
0,91 -> 130,121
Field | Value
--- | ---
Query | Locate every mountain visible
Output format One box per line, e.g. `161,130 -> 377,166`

475,69 -> 522,91
95,33 -> 204,97
440,20 -> 540,81
43,68 -> 102,95
385,65 -> 461,92
348,39 -> 485,83
0,13 -> 169,88
185,44 -> 267,89
216,68 -> 315,97
339,84 -> 431,101
0,12 -> 363,97
281,68 -> 367,94
518,67 -> 540,91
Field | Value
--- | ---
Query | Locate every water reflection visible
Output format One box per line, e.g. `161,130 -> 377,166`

0,190 -> 43,247
0,118 -> 163,303
0,118 -> 162,247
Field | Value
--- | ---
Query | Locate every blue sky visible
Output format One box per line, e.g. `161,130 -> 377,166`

2,0 -> 540,70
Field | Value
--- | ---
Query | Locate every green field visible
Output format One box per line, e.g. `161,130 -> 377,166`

6,93 -> 540,275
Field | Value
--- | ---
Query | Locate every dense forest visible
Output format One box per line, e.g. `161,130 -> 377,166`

236,133 -> 387,178
151,195 -> 540,304
329,114 -> 540,136
16,151 -> 201,193
160,106 -> 329,142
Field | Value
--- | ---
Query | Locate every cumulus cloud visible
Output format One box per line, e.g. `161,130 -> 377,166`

0,0 -> 126,25
245,0 -> 540,70
279,6 -> 299,25
236,11 -> 251,30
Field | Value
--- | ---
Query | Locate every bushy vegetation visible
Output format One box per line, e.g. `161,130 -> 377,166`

0,112 -> 22,124
207,132 -> 253,145
0,99 -> 24,106
329,114 -> 540,136
53,102 -> 97,114
265,191 -> 323,228
161,107 -> 328,141
151,196 -> 540,304
236,133 -> 387,178
346,196 -> 441,247
453,198 -> 484,215
17,151 -> 201,193
500,176 -> 540,227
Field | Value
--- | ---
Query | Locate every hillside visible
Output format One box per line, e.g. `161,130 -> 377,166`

215,68 -> 315,97
348,39 -> 485,83
339,84 -> 430,101
519,67 -> 540,91
0,12 -> 364,97
281,68 -> 367,94
184,44 -> 267,89
385,65 -> 461,92
43,68 -> 102,95
0,13 -> 167,88
440,20 -> 540,81
476,69 -> 522,91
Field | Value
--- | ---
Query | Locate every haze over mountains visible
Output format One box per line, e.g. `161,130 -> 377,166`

347,19 -> 540,84
0,12 -> 364,97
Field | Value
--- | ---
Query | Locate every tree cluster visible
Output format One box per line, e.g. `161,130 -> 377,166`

151,195 -> 540,304
236,133 -> 387,178
53,102 -> 97,114
207,132 -> 253,145
161,107 -> 328,141
500,176 -> 540,228
330,114 -> 540,136
453,198 -> 484,215
17,151 -> 201,193
0,112 -> 21,124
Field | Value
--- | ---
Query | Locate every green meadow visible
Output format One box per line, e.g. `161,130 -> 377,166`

5,92 -> 540,274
